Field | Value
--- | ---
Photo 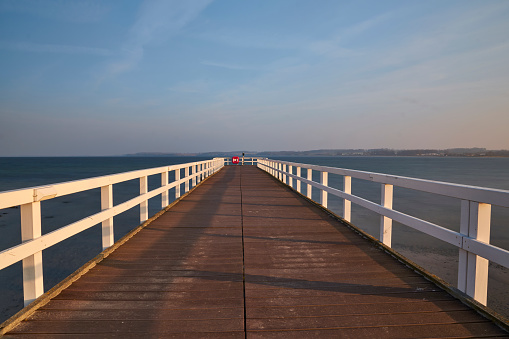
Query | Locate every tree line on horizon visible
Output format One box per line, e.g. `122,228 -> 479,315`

125,148 -> 509,157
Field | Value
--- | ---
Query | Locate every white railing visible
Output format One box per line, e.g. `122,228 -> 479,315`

0,158 -> 225,306
258,159 -> 509,306
223,157 -> 262,166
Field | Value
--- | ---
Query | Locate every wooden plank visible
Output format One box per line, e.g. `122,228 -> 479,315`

3,166 -> 507,337
239,166 -> 508,337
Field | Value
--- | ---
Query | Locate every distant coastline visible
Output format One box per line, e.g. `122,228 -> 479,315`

123,147 -> 509,158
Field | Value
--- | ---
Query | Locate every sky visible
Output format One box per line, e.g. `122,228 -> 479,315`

1,0 -> 508,156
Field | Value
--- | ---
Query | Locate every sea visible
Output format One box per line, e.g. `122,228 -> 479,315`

0,156 -> 508,322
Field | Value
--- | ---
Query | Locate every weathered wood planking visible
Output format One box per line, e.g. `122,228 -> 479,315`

3,166 -> 507,338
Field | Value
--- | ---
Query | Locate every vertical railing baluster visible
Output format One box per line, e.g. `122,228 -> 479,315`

307,169 -> 312,199
20,201 -> 44,306
161,171 -> 169,208
320,171 -> 328,208
282,164 -> 287,184
185,166 -> 190,193
464,201 -> 491,305
140,176 -> 148,222
343,176 -> 351,222
288,165 -> 293,188
458,200 -> 470,293
192,164 -> 197,187
380,184 -> 393,247
296,166 -> 301,193
101,184 -> 114,250
175,168 -> 181,199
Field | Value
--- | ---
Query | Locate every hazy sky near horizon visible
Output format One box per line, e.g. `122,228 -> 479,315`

1,0 -> 508,156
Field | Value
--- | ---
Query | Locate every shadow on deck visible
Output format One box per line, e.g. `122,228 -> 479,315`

3,166 -> 508,338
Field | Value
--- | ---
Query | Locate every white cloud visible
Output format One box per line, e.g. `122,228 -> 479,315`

201,61 -> 256,70
0,41 -> 112,56
107,0 -> 213,75
0,0 -> 110,23
168,80 -> 210,93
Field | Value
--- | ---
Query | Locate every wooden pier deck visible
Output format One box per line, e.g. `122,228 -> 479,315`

3,166 -> 508,338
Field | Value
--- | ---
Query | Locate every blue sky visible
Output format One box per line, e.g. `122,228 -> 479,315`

1,0 -> 508,156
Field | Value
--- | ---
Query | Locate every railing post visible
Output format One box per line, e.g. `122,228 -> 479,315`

185,166 -> 190,193
288,165 -> 293,187
197,164 -> 201,184
320,171 -> 328,208
458,201 -> 491,305
343,176 -> 351,222
175,168 -> 181,199
458,200 -> 470,293
20,201 -> 44,306
101,185 -> 114,250
307,169 -> 312,199
192,164 -> 197,187
161,171 -> 169,208
140,176 -> 148,223
282,164 -> 287,184
380,184 -> 393,247
296,166 -> 301,193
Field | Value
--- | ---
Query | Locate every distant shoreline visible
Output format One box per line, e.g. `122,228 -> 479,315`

123,147 -> 509,158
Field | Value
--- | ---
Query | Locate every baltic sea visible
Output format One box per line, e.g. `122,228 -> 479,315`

1,156 -> 508,322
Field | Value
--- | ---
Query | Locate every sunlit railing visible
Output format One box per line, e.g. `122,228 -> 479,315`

223,157 -> 261,166
258,159 -> 509,306
0,158 -> 225,306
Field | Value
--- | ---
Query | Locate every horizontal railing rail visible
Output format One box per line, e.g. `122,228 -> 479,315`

0,158 -> 226,306
223,157 -> 263,166
257,159 -> 509,307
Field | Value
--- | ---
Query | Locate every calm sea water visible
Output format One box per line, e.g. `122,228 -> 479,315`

0,156 -> 508,321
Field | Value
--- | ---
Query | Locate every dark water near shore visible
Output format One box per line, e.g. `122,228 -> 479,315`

0,156 -> 508,321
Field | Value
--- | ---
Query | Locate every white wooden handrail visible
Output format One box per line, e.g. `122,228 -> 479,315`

0,158 -> 225,306
258,159 -> 509,307
222,157 -> 262,166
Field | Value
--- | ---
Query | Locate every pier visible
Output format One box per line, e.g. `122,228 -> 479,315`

1,160 -> 508,337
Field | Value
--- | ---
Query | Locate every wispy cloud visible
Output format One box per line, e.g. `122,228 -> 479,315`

107,0 -> 212,75
197,29 -> 303,51
307,12 -> 394,58
0,41 -> 112,56
0,0 -> 110,23
168,79 -> 210,93
201,61 -> 255,70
